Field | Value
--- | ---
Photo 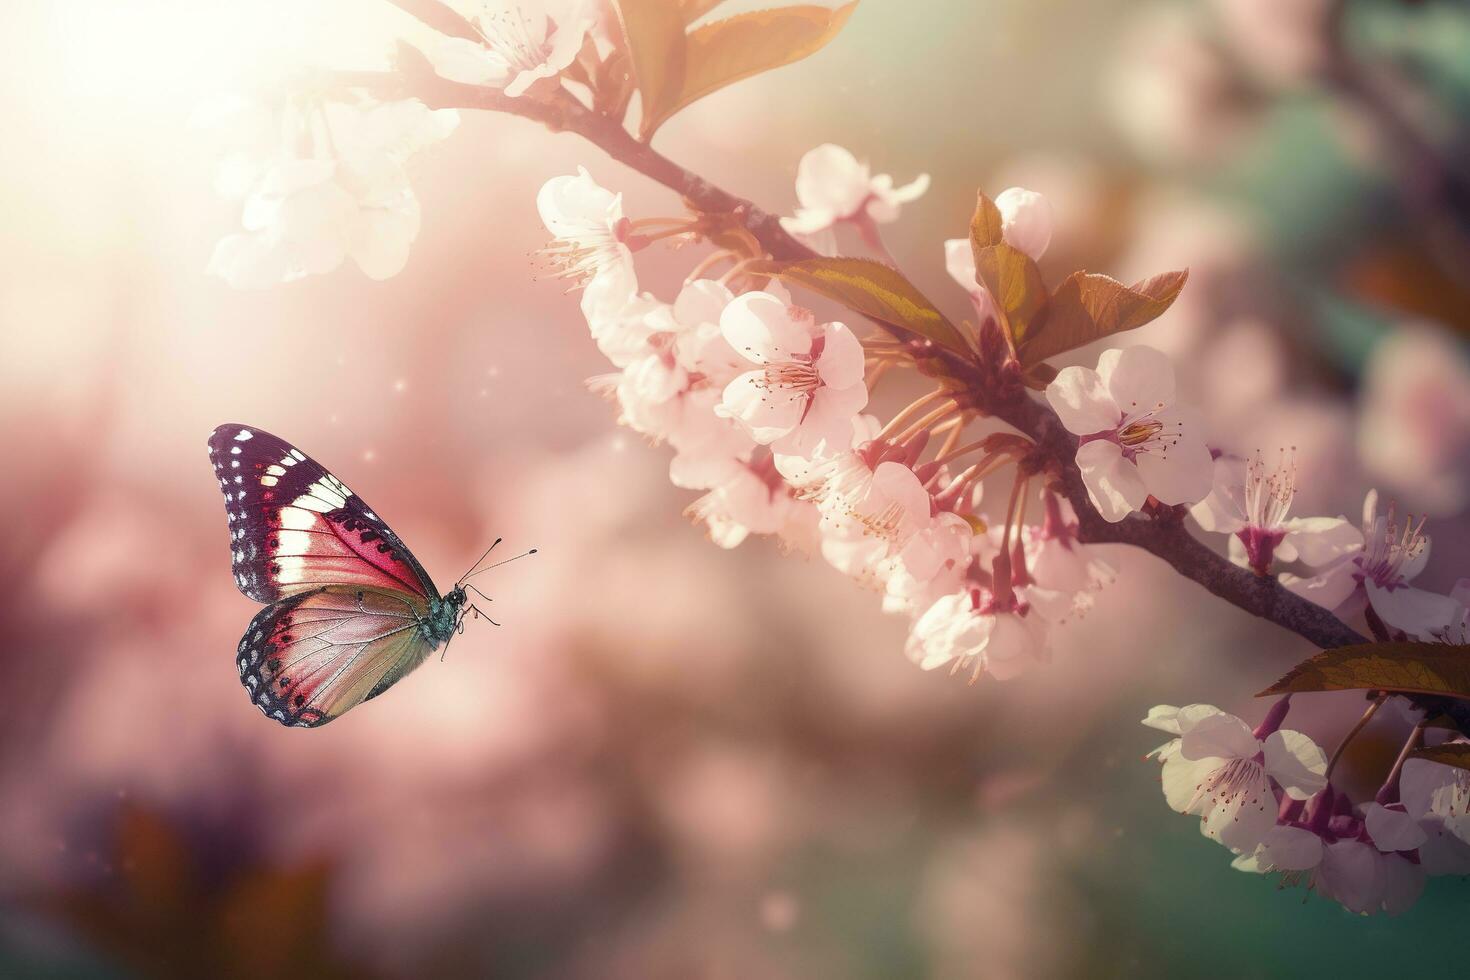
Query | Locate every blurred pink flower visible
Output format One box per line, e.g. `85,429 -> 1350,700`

1211,0 -> 1331,86
1107,6 -> 1255,165
1359,325 -> 1470,516
203,97 -> 458,287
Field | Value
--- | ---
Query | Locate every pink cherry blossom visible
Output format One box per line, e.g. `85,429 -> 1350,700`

1191,450 -> 1359,575
716,292 -> 868,458
1046,346 -> 1214,521
1231,789 -> 1425,915
1280,490 -> 1460,638
1399,756 -> 1470,875
424,0 -> 597,97
1143,703 -> 1327,852
780,144 -> 929,255
1021,493 -> 1114,596
906,588 -> 1047,682
537,166 -> 636,294
685,461 -> 792,550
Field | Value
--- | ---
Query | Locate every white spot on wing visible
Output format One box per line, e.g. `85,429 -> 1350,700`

276,529 -> 312,556
234,430 -> 253,441
275,555 -> 307,584
279,507 -> 319,530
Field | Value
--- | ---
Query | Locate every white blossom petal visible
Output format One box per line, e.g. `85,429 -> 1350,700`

1365,803 -> 1429,852
1133,430 -> 1214,506
1076,440 -> 1149,522
1365,581 -> 1462,639
1046,367 -> 1119,435
1279,516 -> 1362,566
1262,729 -> 1327,800
720,292 -> 814,363
1098,345 -> 1175,416
1179,710 -> 1258,761
814,321 -> 866,389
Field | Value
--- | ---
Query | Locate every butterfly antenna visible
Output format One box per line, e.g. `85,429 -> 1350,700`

461,547 -> 537,582
457,537 -> 503,586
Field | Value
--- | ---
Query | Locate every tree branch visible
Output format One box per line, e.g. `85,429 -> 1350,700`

341,58 -> 1470,732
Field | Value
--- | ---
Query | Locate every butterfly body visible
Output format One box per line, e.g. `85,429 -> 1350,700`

209,423 -> 475,728
424,587 -> 468,646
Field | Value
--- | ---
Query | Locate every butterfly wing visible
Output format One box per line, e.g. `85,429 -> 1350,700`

239,585 -> 438,728
207,424 -> 439,604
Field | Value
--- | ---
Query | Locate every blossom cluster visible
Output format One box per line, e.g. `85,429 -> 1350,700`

1145,699 -> 1470,914
536,155 -> 1470,914
537,159 -> 1128,685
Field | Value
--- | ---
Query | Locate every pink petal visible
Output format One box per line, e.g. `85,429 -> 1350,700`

1098,345 -> 1176,415
1133,431 -> 1214,505
815,321 -> 867,390
720,291 -> 814,364
1076,440 -> 1148,522
1046,366 -> 1119,435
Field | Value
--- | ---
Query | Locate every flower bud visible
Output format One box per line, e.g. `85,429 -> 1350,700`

995,187 -> 1054,261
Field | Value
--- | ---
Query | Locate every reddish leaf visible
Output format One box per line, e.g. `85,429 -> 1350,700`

973,243 -> 1049,350
612,0 -> 689,139
645,3 -> 857,138
1019,269 -> 1188,367
1408,743 -> 1470,772
1258,642 -> 1470,700
969,191 -> 1004,249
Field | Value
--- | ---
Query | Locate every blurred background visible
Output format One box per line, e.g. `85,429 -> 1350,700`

3,0 -> 1470,976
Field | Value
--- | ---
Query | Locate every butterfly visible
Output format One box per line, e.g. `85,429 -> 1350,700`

208,424 -> 526,728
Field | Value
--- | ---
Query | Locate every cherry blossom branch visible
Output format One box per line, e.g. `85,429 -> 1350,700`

341,36 -> 1470,732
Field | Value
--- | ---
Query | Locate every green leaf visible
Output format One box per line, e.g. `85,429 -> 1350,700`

1408,743 -> 1470,772
1258,642 -> 1470,700
746,257 -> 972,357
1019,269 -> 1188,367
612,0 -> 688,139
972,243 -> 1049,349
644,3 -> 858,138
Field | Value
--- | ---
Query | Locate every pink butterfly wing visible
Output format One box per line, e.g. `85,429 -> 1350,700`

239,586 -> 436,728
207,424 -> 437,604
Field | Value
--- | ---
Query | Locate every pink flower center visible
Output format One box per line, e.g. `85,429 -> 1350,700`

760,360 -> 820,393
1354,501 -> 1427,589
1080,410 -> 1185,462
1244,449 -> 1297,529
1185,755 -> 1265,816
